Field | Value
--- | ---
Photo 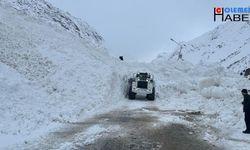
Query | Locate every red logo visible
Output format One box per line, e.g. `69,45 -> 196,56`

215,7 -> 223,14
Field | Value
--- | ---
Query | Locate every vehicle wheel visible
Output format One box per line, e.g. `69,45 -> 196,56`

128,86 -> 136,99
147,88 -> 155,101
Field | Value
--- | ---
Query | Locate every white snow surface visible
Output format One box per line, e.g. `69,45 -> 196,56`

166,22 -> 250,73
1,0 -> 250,150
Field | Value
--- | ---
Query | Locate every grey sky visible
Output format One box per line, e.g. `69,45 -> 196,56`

48,0 -> 250,62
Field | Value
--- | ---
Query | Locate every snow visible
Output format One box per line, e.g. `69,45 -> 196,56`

57,125 -> 111,150
1,0 -> 103,45
1,0 -> 250,150
150,59 -> 250,149
167,22 -> 250,72
0,0 -> 120,148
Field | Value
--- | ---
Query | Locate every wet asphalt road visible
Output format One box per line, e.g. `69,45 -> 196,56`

26,107 -> 223,150
80,108 -> 222,150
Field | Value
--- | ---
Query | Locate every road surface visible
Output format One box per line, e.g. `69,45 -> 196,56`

26,105 -> 223,150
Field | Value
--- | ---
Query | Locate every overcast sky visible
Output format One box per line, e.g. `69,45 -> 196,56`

48,0 -> 250,62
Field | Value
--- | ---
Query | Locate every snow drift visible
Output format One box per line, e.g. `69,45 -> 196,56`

0,0 -> 122,148
152,48 -> 250,150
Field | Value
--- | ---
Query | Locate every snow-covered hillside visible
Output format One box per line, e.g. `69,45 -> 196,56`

0,0 -> 103,46
168,22 -> 250,72
0,0 -> 119,148
1,0 -> 250,149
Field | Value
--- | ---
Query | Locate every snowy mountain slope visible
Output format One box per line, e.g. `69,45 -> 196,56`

0,0 -> 103,46
168,22 -> 250,72
0,0 -> 119,148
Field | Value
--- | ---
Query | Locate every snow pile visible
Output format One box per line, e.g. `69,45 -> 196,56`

0,0 -> 121,148
198,76 -> 227,99
150,59 -> 196,98
0,64 -> 46,135
151,56 -> 250,149
199,77 -> 221,89
200,86 -> 228,99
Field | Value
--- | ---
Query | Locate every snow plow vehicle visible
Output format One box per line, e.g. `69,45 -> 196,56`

127,72 -> 155,100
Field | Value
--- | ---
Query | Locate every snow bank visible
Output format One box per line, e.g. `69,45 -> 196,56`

151,57 -> 250,150
199,77 -> 221,89
0,1 -> 122,149
200,86 -> 228,99
198,76 -> 227,99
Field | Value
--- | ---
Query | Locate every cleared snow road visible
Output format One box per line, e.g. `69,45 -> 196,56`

25,105 -> 223,150
82,108 -> 221,150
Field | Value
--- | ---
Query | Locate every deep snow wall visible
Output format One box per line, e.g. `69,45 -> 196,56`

0,0 -> 122,148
